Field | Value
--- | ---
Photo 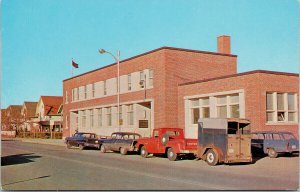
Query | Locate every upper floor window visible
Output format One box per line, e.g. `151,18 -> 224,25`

72,89 -> 75,101
106,107 -> 112,126
65,91 -> 68,103
104,81 -> 107,95
140,71 -> 145,88
149,69 -> 154,87
84,85 -> 87,99
128,74 -> 132,91
76,88 -> 79,100
266,92 -> 298,123
92,83 -> 95,98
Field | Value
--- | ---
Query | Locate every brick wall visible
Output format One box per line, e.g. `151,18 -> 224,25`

63,47 -> 237,137
178,71 -> 299,138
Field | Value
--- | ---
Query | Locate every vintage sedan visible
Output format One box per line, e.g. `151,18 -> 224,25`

100,132 -> 142,155
251,131 -> 299,158
65,132 -> 101,150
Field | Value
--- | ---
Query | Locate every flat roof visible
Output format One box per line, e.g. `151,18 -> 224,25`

63,46 -> 237,82
179,70 -> 299,86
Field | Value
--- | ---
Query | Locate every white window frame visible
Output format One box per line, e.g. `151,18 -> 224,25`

149,69 -> 154,87
266,92 -> 298,124
90,109 -> 94,128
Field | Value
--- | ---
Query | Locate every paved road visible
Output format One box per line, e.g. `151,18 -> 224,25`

1,140 -> 299,190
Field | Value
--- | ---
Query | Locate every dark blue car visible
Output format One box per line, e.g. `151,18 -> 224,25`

251,131 -> 299,158
65,132 -> 101,150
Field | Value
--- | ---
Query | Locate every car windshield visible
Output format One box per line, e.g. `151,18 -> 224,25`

282,133 -> 296,140
77,133 -> 90,138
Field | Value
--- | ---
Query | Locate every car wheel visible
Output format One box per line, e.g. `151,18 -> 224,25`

79,144 -> 84,150
120,147 -> 128,155
161,134 -> 169,146
140,146 -> 148,158
167,148 -> 177,161
268,148 -> 278,158
100,145 -> 106,153
66,142 -> 72,149
206,149 -> 218,166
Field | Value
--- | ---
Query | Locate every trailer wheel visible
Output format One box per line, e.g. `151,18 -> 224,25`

161,134 -> 169,146
268,148 -> 278,158
100,145 -> 106,153
120,147 -> 127,155
167,148 -> 177,161
140,146 -> 148,158
206,149 -> 218,166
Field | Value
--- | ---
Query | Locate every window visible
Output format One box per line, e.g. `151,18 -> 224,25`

266,92 -> 297,123
190,99 -> 200,124
72,89 -> 75,101
65,91 -> 68,103
149,69 -> 154,87
106,108 -> 112,126
103,81 -> 107,95
118,106 -> 123,125
216,94 -> 239,118
82,111 -> 86,128
92,83 -> 95,98
84,85 -> 87,99
140,71 -> 145,88
90,109 -> 94,128
190,98 -> 210,124
76,88 -> 79,100
127,105 -> 134,125
128,74 -> 132,91
97,108 -> 102,127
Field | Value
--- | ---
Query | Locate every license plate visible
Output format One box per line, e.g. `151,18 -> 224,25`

292,145 -> 296,149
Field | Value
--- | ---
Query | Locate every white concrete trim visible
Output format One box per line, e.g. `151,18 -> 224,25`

184,89 -> 245,100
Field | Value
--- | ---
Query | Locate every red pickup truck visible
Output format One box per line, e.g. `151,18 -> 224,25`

135,128 -> 197,161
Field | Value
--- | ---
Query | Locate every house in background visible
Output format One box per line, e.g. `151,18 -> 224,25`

20,101 -> 38,132
5,105 -> 23,133
33,96 -> 63,132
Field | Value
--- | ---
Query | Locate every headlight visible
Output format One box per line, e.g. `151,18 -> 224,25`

95,141 -> 98,143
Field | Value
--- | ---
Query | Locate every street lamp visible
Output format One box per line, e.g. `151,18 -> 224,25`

99,49 -> 121,131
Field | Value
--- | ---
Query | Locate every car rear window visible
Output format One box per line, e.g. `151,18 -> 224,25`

282,133 -> 295,140
166,131 -> 180,136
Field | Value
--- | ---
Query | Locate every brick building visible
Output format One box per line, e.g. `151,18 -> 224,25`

63,35 -> 298,139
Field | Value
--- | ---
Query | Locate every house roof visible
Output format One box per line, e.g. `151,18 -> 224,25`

40,96 -> 63,115
179,70 -> 299,86
23,102 -> 38,118
63,46 -> 237,82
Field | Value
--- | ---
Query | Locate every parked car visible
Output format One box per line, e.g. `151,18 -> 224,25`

135,128 -> 198,161
100,132 -> 141,155
197,118 -> 252,166
65,132 -> 101,150
251,131 -> 299,158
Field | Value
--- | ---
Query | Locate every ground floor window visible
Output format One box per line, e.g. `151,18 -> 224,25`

189,93 -> 241,124
266,92 -> 298,123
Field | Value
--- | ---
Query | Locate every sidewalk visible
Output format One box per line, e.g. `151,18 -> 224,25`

6,138 -> 66,147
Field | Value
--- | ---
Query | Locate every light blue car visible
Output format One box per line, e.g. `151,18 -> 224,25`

251,131 -> 299,158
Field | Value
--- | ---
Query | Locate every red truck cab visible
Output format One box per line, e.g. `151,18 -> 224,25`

135,128 -> 197,161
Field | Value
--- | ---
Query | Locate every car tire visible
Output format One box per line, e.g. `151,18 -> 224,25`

161,134 -> 169,146
167,148 -> 177,161
140,146 -> 148,158
206,149 -> 218,166
66,142 -> 72,149
268,148 -> 278,158
100,145 -> 106,153
79,144 -> 84,150
120,147 -> 128,155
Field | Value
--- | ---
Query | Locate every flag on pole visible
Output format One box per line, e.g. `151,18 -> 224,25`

72,59 -> 79,68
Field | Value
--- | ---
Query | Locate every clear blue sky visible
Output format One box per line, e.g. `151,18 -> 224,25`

1,0 -> 298,108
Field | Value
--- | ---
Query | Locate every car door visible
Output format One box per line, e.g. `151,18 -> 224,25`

265,133 -> 286,153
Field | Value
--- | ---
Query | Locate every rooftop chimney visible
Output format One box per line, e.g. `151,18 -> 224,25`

217,35 -> 231,54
